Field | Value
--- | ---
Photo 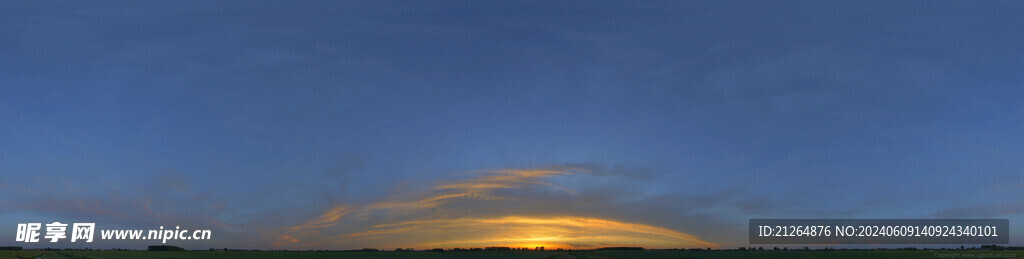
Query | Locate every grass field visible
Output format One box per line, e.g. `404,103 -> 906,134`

2,250 -> 1023,259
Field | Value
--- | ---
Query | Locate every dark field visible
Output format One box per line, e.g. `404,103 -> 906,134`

2,250 -> 1022,259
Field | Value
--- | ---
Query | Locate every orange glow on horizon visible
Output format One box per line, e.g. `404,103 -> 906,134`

282,215 -> 716,249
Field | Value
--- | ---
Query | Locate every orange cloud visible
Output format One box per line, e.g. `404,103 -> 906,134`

274,168 -> 714,249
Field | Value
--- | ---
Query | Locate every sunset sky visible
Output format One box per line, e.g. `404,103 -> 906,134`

2,1 -> 1023,250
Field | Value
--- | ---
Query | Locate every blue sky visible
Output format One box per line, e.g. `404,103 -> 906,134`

1,0 -> 1023,250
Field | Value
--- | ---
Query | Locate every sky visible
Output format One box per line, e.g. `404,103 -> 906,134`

1,0 -> 1023,250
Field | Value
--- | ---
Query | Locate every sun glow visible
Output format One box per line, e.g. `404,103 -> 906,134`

354,215 -> 715,249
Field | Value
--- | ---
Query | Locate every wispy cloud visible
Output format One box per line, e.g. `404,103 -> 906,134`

272,168 -> 716,249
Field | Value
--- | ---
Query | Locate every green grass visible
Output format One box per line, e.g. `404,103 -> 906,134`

0,250 -> 1021,259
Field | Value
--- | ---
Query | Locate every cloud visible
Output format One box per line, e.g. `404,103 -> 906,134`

2,165 -> 750,249
272,167 -> 717,249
